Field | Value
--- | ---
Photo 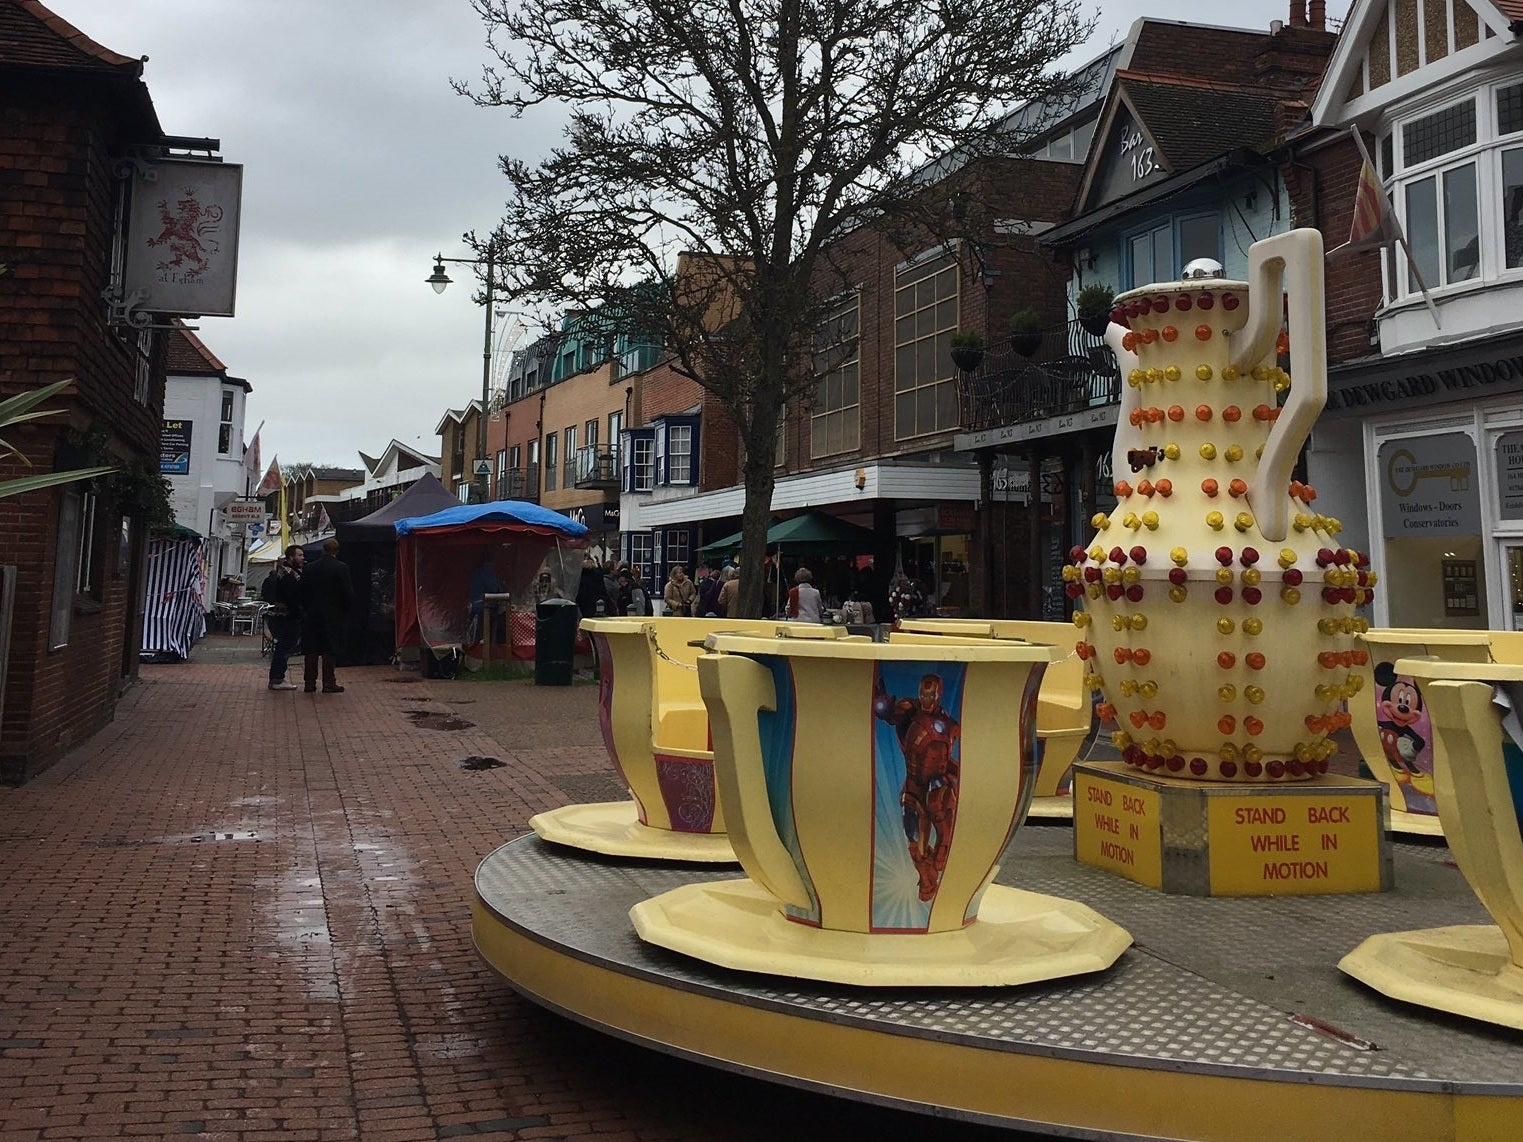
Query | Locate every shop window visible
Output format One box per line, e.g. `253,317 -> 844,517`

665,528 -> 691,571
50,489 -> 100,647
626,531 -> 654,587
893,252 -> 959,440
1376,433 -> 1486,628
812,292 -> 860,459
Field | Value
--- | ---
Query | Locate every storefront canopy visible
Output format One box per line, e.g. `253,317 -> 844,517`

395,499 -> 588,541
698,510 -> 878,558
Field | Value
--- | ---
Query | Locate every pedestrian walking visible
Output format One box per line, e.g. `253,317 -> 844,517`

265,544 -> 305,690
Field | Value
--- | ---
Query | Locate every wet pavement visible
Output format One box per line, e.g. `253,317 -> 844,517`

0,636 -> 1029,1141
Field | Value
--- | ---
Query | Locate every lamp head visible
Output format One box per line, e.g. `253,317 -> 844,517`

426,256 -> 452,294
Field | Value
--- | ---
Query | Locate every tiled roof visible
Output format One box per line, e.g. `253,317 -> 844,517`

0,0 -> 140,73
309,468 -> 365,482
1120,74 -> 1281,170
165,324 -> 226,374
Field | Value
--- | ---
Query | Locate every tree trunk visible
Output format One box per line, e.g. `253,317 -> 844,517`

736,455 -> 776,618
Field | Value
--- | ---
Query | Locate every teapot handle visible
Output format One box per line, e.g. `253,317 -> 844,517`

1228,229 -> 1328,543
1104,320 -> 1141,489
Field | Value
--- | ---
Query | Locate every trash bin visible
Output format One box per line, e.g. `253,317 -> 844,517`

535,598 -> 579,686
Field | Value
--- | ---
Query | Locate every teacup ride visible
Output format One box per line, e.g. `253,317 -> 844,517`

895,618 -> 1093,818
1350,629 -> 1523,837
530,617 -> 856,861
1340,656 -> 1523,1031
630,632 -> 1132,987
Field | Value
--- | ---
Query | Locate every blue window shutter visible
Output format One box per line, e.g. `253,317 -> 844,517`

689,420 -> 701,486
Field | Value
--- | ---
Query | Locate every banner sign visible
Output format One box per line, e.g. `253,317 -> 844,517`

160,419 -> 192,474
224,501 -> 265,523
123,158 -> 243,317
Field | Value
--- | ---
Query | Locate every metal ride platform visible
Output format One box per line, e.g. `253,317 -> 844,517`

474,828 -> 1523,1141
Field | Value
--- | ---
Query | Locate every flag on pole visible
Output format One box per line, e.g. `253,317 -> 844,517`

257,456 -> 282,497
1344,155 -> 1399,253
243,421 -> 264,495
1330,127 -> 1441,329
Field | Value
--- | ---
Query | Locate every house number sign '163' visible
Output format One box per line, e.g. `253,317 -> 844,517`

1120,126 -> 1156,181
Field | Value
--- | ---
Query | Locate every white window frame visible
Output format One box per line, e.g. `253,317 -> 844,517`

667,424 -> 693,485
1383,75 -> 1523,303
633,434 -> 654,491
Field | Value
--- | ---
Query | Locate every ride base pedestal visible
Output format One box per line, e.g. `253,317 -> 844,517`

1072,761 -> 1392,896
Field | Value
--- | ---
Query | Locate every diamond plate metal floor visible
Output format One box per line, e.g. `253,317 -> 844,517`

475,829 -> 1523,1139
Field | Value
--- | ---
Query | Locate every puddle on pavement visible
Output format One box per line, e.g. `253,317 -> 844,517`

458,755 -> 505,771
405,709 -> 475,731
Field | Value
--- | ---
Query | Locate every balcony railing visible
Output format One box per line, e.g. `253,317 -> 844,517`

956,317 -> 1122,435
572,444 -> 619,489
499,463 -> 540,503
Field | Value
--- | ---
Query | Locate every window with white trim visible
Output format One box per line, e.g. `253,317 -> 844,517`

893,252 -> 959,440
218,389 -> 234,454
633,434 -> 654,491
667,424 -> 693,485
1382,78 -> 1523,301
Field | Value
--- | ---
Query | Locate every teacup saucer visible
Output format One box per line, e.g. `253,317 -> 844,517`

530,800 -> 737,863
1386,807 -> 1445,837
630,877 -> 1132,987
1340,924 -> 1523,1031
1025,795 -> 1074,820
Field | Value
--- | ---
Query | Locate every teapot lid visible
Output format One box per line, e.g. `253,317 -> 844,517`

1116,260 -> 1248,305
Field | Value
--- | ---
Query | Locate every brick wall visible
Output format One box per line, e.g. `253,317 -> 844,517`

0,77 -> 164,781
1284,131 -> 1385,364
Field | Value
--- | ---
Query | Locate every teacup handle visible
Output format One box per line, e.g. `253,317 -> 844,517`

1228,229 -> 1328,542
697,654 -> 813,910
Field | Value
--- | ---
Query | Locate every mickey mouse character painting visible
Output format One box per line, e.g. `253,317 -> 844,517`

1373,660 -> 1437,814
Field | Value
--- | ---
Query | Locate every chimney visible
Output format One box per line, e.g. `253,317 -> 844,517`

1309,0 -> 1326,29
1289,0 -> 1307,27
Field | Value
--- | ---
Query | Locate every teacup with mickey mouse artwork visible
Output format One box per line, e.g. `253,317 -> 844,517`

1373,660 -> 1437,815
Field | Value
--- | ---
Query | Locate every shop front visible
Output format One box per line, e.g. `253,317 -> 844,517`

1309,332 -> 1523,630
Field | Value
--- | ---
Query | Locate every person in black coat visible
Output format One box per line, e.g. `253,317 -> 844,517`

575,557 -> 607,618
298,537 -> 354,693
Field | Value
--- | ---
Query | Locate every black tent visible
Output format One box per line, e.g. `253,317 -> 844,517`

332,474 -> 461,664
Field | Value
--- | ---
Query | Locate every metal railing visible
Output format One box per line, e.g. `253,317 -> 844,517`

499,464 -> 540,502
572,444 -> 619,488
956,317 -> 1122,434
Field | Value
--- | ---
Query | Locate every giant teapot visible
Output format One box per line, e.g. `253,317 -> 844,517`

1067,230 -> 1372,783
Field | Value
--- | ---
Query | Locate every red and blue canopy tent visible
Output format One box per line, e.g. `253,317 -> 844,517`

394,500 -> 588,653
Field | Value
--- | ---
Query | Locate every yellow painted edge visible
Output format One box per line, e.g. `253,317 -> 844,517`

473,900 -> 1505,1141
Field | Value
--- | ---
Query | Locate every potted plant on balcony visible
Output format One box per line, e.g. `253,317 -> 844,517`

1076,283 -> 1116,337
1007,308 -> 1044,358
949,329 -> 984,372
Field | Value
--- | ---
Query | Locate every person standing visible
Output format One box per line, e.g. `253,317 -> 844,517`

788,566 -> 823,623
299,537 -> 354,693
663,564 -> 697,617
695,565 -> 722,617
576,556 -> 607,618
266,545 -> 305,690
716,565 -> 741,618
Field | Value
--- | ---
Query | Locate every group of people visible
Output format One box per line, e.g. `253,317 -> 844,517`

565,555 -> 835,622
262,538 -> 355,693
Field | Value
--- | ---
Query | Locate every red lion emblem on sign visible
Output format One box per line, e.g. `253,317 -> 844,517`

147,187 -> 224,279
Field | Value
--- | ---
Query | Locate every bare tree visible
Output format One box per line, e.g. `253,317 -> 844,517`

461,0 -> 1093,616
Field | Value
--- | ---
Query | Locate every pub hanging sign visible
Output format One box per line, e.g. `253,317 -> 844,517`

122,158 -> 243,318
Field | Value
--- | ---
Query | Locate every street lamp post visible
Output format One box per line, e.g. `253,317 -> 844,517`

426,244 -> 497,502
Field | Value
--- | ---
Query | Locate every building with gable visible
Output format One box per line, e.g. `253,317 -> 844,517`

0,0 -> 233,782
161,322 -> 253,589
1306,0 -> 1523,629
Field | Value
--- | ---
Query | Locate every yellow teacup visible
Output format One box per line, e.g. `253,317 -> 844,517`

698,634 -> 1061,934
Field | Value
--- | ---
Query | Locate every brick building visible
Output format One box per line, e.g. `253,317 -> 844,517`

0,0 -> 173,781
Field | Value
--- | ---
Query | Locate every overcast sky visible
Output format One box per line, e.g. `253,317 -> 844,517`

44,0 -> 1349,470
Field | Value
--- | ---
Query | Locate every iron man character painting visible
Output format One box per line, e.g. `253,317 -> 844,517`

874,672 -> 961,901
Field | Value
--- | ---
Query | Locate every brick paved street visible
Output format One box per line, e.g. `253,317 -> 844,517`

0,637 -> 1023,1142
